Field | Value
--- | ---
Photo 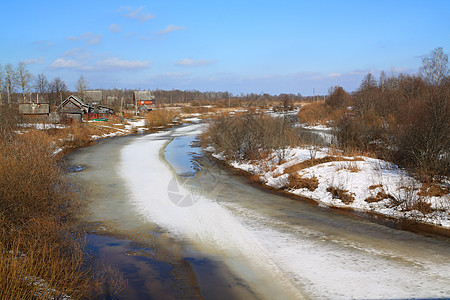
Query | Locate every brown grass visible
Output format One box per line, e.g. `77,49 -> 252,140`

337,161 -> 361,172
411,201 -> 433,214
368,184 -> 383,190
297,101 -> 330,124
418,183 -> 450,197
326,186 -> 355,204
0,128 -> 125,298
365,190 -> 395,203
284,156 -> 363,174
285,174 -> 319,191
145,109 -> 179,128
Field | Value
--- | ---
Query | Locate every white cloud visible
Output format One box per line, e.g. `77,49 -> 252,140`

96,57 -> 150,70
49,58 -> 81,69
22,57 -> 44,64
49,56 -> 150,72
175,58 -> 216,66
109,24 -> 122,33
118,6 -> 155,22
164,72 -> 192,77
157,25 -> 187,35
67,32 -> 103,45
63,47 -> 91,61
328,72 -> 342,77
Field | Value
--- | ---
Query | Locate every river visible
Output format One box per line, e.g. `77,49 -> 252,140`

65,122 -> 450,299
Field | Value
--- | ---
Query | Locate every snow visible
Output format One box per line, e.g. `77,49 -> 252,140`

215,147 -> 450,228
119,131 -> 305,299
117,125 -> 450,299
299,124 -> 333,131
19,123 -> 66,129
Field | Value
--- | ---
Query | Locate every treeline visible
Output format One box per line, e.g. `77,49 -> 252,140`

0,62 -> 307,108
299,47 -> 450,181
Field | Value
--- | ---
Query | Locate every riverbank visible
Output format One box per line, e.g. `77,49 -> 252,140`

68,122 -> 450,299
205,146 -> 450,232
0,108 -> 200,299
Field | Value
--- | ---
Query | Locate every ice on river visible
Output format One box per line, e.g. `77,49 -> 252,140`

119,125 -> 450,300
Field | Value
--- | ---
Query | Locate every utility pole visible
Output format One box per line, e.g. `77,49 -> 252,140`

228,94 -> 231,108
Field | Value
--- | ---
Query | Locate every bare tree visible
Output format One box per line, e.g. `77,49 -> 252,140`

49,77 -> 67,106
326,86 -> 350,109
4,64 -> 16,104
34,73 -> 49,101
76,75 -> 88,100
420,47 -> 449,86
0,64 -> 3,104
379,70 -> 386,92
16,62 -> 33,102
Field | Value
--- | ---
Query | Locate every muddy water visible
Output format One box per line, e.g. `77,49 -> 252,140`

66,123 -> 450,300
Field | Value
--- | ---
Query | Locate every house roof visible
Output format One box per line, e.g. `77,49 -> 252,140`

59,95 -> 89,113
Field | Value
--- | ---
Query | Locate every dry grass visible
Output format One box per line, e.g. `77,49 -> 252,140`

337,161 -> 361,173
368,184 -> 383,190
284,156 -> 363,174
418,183 -> 450,197
285,174 -> 319,191
326,186 -> 355,204
297,101 -> 330,124
365,191 -> 395,203
0,127 -> 125,298
145,109 -> 179,128
181,105 -> 218,114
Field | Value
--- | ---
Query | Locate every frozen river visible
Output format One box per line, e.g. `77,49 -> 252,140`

66,122 -> 450,299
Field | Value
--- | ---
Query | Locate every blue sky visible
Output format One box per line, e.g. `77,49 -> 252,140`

1,0 -> 449,95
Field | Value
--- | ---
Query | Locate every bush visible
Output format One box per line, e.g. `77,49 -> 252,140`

145,109 -> 179,128
297,101 -> 331,124
0,129 -> 125,298
394,86 -> 450,180
203,113 -> 300,161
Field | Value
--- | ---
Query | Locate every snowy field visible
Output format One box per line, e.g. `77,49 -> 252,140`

209,147 -> 450,229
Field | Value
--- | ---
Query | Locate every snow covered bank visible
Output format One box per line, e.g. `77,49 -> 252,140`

208,147 -> 450,229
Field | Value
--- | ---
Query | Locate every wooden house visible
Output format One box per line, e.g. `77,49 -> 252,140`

58,95 -> 89,122
134,91 -> 155,106
58,95 -> 114,121
19,103 -> 50,115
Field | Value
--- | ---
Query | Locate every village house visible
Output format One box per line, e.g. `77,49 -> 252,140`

134,91 -> 155,113
58,95 -> 114,122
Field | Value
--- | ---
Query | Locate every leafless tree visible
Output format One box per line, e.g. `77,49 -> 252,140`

0,64 -> 3,104
4,64 -> 16,104
326,86 -> 350,109
420,47 -> 448,86
76,75 -> 88,100
49,77 -> 67,106
34,73 -> 49,101
16,62 -> 33,103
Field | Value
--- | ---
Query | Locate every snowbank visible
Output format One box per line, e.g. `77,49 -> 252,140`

207,147 -> 450,228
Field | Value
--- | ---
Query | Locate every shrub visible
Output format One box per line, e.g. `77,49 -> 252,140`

326,186 -> 355,204
145,109 -> 179,128
203,112 -> 300,161
297,101 -> 331,124
393,86 -> 450,180
285,174 -> 319,191
0,129 -> 125,298
326,86 -> 351,109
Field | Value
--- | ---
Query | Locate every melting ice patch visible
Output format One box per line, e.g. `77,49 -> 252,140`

119,133 -> 306,300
